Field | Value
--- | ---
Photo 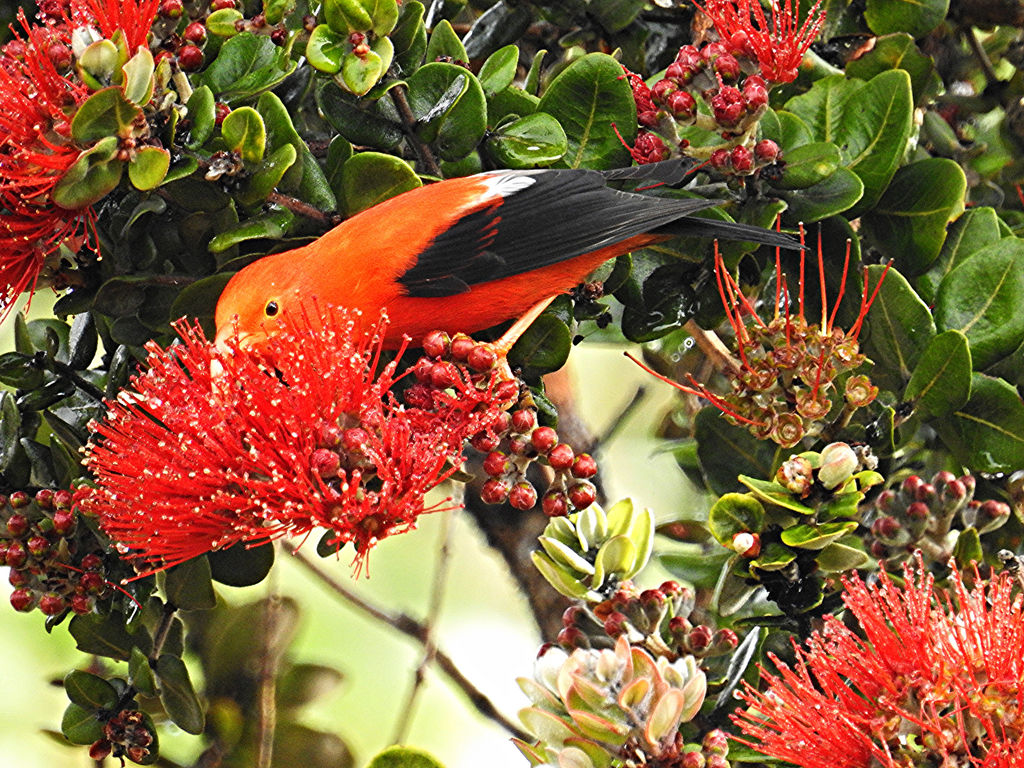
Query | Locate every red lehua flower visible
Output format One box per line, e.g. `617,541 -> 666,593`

0,11 -> 92,320
694,0 -> 825,83
76,308 -> 511,574
733,557 -> 1024,767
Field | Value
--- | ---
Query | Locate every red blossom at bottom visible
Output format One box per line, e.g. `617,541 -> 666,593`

75,308 -> 512,574
733,557 -> 1024,767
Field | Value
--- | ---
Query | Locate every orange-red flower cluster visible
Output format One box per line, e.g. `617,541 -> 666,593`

76,308 -> 514,573
734,557 -> 1024,767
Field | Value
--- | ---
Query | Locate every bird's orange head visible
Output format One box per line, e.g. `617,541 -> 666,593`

214,253 -> 299,352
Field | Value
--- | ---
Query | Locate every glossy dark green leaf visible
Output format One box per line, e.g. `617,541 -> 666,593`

71,86 -> 143,143
341,152 -> 421,215
774,141 -> 840,190
156,654 -> 205,734
208,542 -> 275,586
51,136 -> 123,210
16,377 -> 76,410
64,670 -> 119,710
296,143 -> 338,213
264,0 -> 295,25
341,49 -> 385,97
778,167 -> 863,223
714,556 -> 757,615
952,527 -> 983,569
129,646 -> 158,696
67,313 -> 97,370
485,112 -> 567,168
221,106 -> 267,165
478,44 -> 519,96
772,109 -> 813,150
858,265 -> 935,390
69,612 -> 138,661
0,352 -> 43,390
694,407 -> 779,496
198,33 -> 297,103
315,80 -> 404,149
425,19 -> 467,63
104,345 -> 133,399
537,52 -> 635,170
487,85 -> 540,126
391,0 -> 427,74
110,315 -> 153,346
257,91 -> 307,191
164,556 -> 216,611
61,703 -> 104,745
185,85 -> 217,149
367,745 -> 446,768
815,540 -> 870,571
936,374 -> 1024,474
324,0 -> 372,33
915,207 -> 1003,305
239,143 -> 298,206
738,476 -> 815,516
406,63 -> 487,160
93,276 -> 149,317
844,33 -> 937,104
278,664 -> 345,710
507,313 -> 572,379
274,722 -> 354,768
657,550 -> 731,589
44,411 -> 87,453
708,493 -> 764,545
934,238 -> 1024,370
621,263 -> 698,342
749,541 -> 797,572
462,0 -> 533,60
589,0 -> 645,31
865,0 -> 948,38
210,210 -> 295,256
861,158 -> 966,275
904,329 -> 971,417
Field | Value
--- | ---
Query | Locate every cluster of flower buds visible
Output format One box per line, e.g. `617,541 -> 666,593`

866,471 -> 1011,566
88,709 -> 155,765
558,580 -> 739,663
515,636 -> 714,768
1,489 -> 111,617
775,441 -> 879,498
412,331 -> 600,516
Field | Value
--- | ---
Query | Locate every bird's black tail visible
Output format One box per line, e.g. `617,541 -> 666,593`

656,216 -> 801,250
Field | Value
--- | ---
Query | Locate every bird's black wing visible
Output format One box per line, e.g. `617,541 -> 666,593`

398,167 -> 796,298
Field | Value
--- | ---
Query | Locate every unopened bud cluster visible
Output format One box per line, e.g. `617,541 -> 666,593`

558,580 -> 739,664
623,44 -> 781,176
776,442 -> 878,498
867,471 -> 1010,565
89,709 -> 155,765
1,490 -> 111,618
413,331 -> 599,516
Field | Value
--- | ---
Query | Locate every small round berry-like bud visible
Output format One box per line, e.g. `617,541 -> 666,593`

960,474 -> 977,497
159,0 -> 184,17
214,102 -> 232,126
703,729 -> 729,756
348,31 -> 366,46
467,344 -> 497,372
562,605 -> 584,626
875,489 -> 897,513
711,628 -> 739,654
731,531 -> 760,558
754,138 -> 780,163
508,481 -> 538,511
480,478 -> 511,505
906,501 -> 930,520
511,408 -> 536,433
541,489 -> 569,517
699,41 -> 729,64
730,144 -> 753,173
870,540 -> 888,558
711,86 -> 746,127
714,53 -> 741,82
665,61 -> 693,85
915,483 -> 937,503
10,588 -> 34,611
567,481 -> 597,510
39,592 -> 66,615
706,756 -> 729,768
89,740 -> 112,761
547,443 -> 575,470
9,491 -> 29,508
650,78 -> 677,104
54,490 -> 72,509
603,610 -> 628,637
177,44 -> 204,72
494,380 -> 520,403
470,431 -> 501,452
270,27 -> 288,46
659,580 -> 681,596
980,499 -> 1011,521
556,626 -> 587,648
211,0 -> 237,8
450,334 -> 475,361
80,572 -> 106,593
675,44 -> 700,66
681,751 -> 706,768
818,442 -> 859,490
508,435 -> 531,456
5,540 -> 27,568
429,361 -> 461,389
685,624 -> 714,653
27,535 -> 50,558
341,427 -> 371,453
531,426 -> 558,454
667,89 -> 697,121
570,453 -> 598,479
35,489 -> 54,509
52,510 -> 75,536
871,515 -> 901,539
901,474 -> 924,498
8,568 -> 29,587
81,553 -> 103,571
5,513 -> 29,537
421,330 -> 450,359
638,110 -> 660,128
310,448 -> 341,478
482,451 -> 509,477
709,147 -> 731,170
184,21 -> 207,44
640,588 -> 664,606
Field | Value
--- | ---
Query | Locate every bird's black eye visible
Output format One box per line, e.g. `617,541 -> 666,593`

265,301 -> 279,317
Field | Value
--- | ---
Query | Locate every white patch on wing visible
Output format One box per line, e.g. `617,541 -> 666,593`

480,171 -> 538,200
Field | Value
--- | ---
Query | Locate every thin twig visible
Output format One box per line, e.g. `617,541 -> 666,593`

282,541 -> 530,741
391,498 -> 459,743
34,353 -> 106,401
964,27 -> 999,85
389,84 -> 442,177
255,592 -> 282,768
266,191 -> 342,227
683,319 -> 742,377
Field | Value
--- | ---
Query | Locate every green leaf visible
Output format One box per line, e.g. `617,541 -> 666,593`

206,7 -> 244,36
952,527 -> 983,569
708,493 -> 765,545
69,612 -> 139,661
61,703 -> 104,745
163,556 -> 216,611
936,374 -> 1024,474
239,143 -> 298,206
462,1 -> 533,60
391,0 -> 427,73
221,106 -> 267,164
315,80 -> 404,149
537,52 -> 635,170
361,0 -> 399,36
507,313 -> 572,379
865,0 -> 948,38
64,670 -> 119,710
341,49 -> 385,96
738,476 -> 816,516
51,136 -> 123,209
861,158 -> 967,275
306,23 -> 346,74
156,654 -> 205,734
128,146 -> 170,190
815,540 -> 870,570
934,238 -> 1024,370
859,264 -> 935,390
264,0 -> 295,25
915,207 -> 1003,305
185,85 -> 217,149
121,46 -> 155,106
341,152 -> 420,215
68,312 -> 98,370
485,112 -> 567,168
129,647 -> 158,696
845,33 -> 937,104
778,167 -> 863,223
749,541 -> 796,572
780,521 -> 858,549
425,19 -> 468,63
76,38 -> 120,89
694,407 -> 779,495
0,352 -> 43,390
905,329 -> 972,417
208,207 -> 295,252
278,664 -> 345,710
406,63 -> 487,160
487,85 -> 540,125
324,0 -> 373,33
478,44 -> 519,96
774,141 -> 841,190
207,542 -> 275,587
198,33 -> 297,103
589,0 -> 645,31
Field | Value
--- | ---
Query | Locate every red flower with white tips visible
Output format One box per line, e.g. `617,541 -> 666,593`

76,308 -> 512,574
694,0 -> 826,84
